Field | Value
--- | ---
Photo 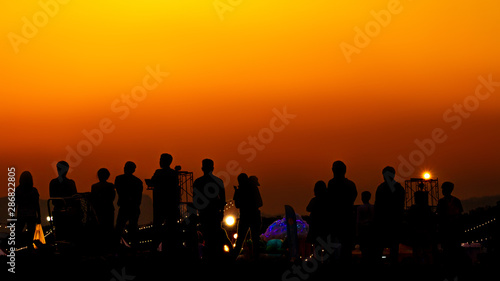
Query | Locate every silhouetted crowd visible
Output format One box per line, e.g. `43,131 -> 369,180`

13,155 -> 488,278
305,161 -> 466,275
13,154 -> 264,260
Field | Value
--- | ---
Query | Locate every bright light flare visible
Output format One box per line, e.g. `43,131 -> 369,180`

225,215 -> 235,226
423,172 -> 431,180
224,245 -> 230,252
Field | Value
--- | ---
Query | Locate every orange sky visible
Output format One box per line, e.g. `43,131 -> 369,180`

2,0 -> 500,215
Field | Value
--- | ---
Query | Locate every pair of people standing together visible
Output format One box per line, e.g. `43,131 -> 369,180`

193,159 -> 264,260
307,161 -> 406,265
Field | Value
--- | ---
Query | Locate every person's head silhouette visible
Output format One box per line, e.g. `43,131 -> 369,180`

97,168 -> 110,182
441,182 -> 454,197
249,176 -> 260,187
314,181 -> 327,197
56,161 -> 70,178
160,153 -> 173,169
124,161 -> 136,175
237,173 -> 249,187
361,191 -> 371,204
382,166 -> 396,183
201,158 -> 214,175
19,171 -> 34,188
332,161 -> 347,179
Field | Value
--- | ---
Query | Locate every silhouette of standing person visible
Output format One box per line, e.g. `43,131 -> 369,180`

374,166 -> 405,265
115,161 -> 143,247
91,168 -> 115,251
193,159 -> 225,260
49,161 -> 78,241
408,190 -> 436,265
149,153 -> 180,252
436,181 -> 463,273
306,181 -> 329,247
49,161 -> 77,204
233,173 -> 263,259
327,160 -> 358,264
356,191 -> 376,264
15,171 -> 41,250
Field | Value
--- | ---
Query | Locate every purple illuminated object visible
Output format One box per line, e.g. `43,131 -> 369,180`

260,214 -> 309,242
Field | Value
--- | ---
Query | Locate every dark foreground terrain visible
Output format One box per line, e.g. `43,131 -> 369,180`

2,246 -> 498,281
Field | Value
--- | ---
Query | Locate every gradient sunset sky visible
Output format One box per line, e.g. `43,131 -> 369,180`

2,0 -> 500,215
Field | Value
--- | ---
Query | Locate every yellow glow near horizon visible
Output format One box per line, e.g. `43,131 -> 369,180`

2,0 -> 500,216
423,172 -> 431,180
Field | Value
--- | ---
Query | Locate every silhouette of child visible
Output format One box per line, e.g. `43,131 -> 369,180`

356,191 -> 375,263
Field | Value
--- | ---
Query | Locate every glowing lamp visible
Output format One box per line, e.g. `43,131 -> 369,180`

224,215 -> 235,226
